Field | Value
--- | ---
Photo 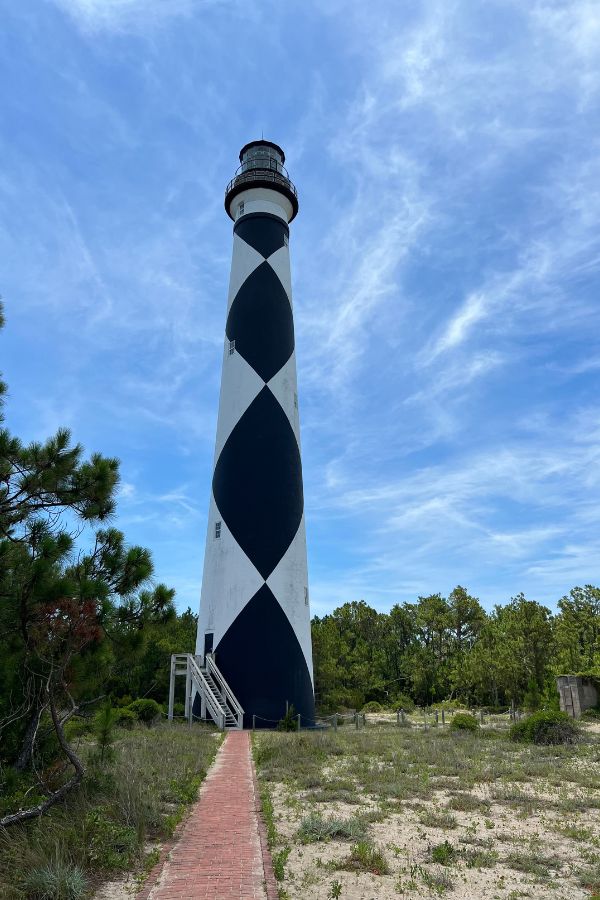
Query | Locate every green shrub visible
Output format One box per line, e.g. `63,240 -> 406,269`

582,706 -> 600,721
449,713 -> 479,732
115,708 -> 137,729
23,860 -> 87,899
431,841 -> 457,865
85,809 -> 138,869
338,841 -> 389,875
115,695 -> 133,708
277,704 -> 299,731
392,694 -> 415,712
361,701 -> 383,713
127,699 -> 162,724
510,710 -> 579,745
272,846 -> 290,881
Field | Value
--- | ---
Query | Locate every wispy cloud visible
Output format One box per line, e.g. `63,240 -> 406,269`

3,0 -> 600,614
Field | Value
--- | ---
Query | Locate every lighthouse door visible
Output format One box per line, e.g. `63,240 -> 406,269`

204,632 -> 214,657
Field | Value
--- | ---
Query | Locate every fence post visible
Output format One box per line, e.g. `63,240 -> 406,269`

355,712 -> 359,729
401,708 -> 406,725
441,709 -> 446,726
252,714 -> 256,731
423,709 -> 428,730
168,655 -> 176,723
333,713 -> 338,732
434,710 -> 439,727
286,699 -> 289,715
396,710 -> 400,727
479,709 -> 485,725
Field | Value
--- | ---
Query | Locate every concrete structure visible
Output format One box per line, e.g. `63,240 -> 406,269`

557,675 -> 599,718
195,141 -> 314,727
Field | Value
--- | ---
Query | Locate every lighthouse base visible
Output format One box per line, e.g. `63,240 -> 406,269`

206,584 -> 314,728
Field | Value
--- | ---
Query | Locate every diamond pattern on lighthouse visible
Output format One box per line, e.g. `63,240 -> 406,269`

213,347 -> 265,462
234,214 -> 289,258
225,262 -> 294,382
197,162 -> 314,727
213,386 -> 303,580
265,245 -> 293,304
226,233 -> 265,311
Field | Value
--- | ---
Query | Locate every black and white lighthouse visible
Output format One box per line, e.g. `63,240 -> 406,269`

195,141 -> 314,727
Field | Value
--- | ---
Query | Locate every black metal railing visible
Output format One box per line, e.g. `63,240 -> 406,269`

225,168 -> 298,201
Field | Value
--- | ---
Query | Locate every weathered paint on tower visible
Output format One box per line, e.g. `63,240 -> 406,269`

195,141 -> 314,726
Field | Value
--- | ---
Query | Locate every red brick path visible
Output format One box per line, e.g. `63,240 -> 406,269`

139,731 -> 278,900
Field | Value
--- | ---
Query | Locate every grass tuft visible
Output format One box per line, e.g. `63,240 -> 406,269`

337,841 -> 389,875
297,812 -> 368,844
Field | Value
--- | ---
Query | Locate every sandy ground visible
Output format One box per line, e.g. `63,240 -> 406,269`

264,719 -> 600,899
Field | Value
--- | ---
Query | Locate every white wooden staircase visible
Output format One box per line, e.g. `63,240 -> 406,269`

168,652 -> 244,730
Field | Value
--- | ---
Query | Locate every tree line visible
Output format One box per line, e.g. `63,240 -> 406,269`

311,586 -> 600,713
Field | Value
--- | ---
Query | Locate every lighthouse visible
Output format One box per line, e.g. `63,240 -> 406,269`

195,141 -> 314,727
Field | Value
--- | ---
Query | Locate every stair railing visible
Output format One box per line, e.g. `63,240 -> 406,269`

206,653 -> 244,728
188,655 -> 225,730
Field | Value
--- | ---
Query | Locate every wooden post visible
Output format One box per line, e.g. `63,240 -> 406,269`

297,713 -> 301,731
423,709 -> 428,729
396,710 -> 400,726
363,713 -> 366,727
184,661 -> 191,723
479,709 -> 485,725
168,655 -> 176,722
333,713 -> 338,732
355,712 -> 359,729
441,709 -> 446,726
252,714 -> 256,731
401,708 -> 406,725
286,699 -> 289,715
434,710 -> 439,726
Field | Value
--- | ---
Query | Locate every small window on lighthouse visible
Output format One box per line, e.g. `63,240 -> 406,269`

228,340 -> 236,355
215,521 -> 221,539
237,201 -> 244,217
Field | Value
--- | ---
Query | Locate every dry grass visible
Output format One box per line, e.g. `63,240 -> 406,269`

253,717 -> 600,899
0,723 -> 220,899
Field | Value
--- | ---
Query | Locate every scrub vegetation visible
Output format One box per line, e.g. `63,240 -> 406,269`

253,718 -> 600,899
0,723 -> 220,899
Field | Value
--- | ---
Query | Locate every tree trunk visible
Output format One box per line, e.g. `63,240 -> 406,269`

14,704 -> 43,772
0,689 -> 84,828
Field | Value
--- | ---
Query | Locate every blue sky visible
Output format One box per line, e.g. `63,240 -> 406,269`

1,0 -> 599,616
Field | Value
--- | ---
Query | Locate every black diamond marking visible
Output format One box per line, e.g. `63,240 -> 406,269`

213,387 -> 303,580
234,214 -> 288,259
226,261 -> 294,383
208,584 -> 314,728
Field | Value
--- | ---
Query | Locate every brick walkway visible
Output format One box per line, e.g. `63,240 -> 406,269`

139,731 -> 277,900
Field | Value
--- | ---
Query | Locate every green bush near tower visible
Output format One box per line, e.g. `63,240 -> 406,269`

509,710 -> 579,745
450,713 -> 479,732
